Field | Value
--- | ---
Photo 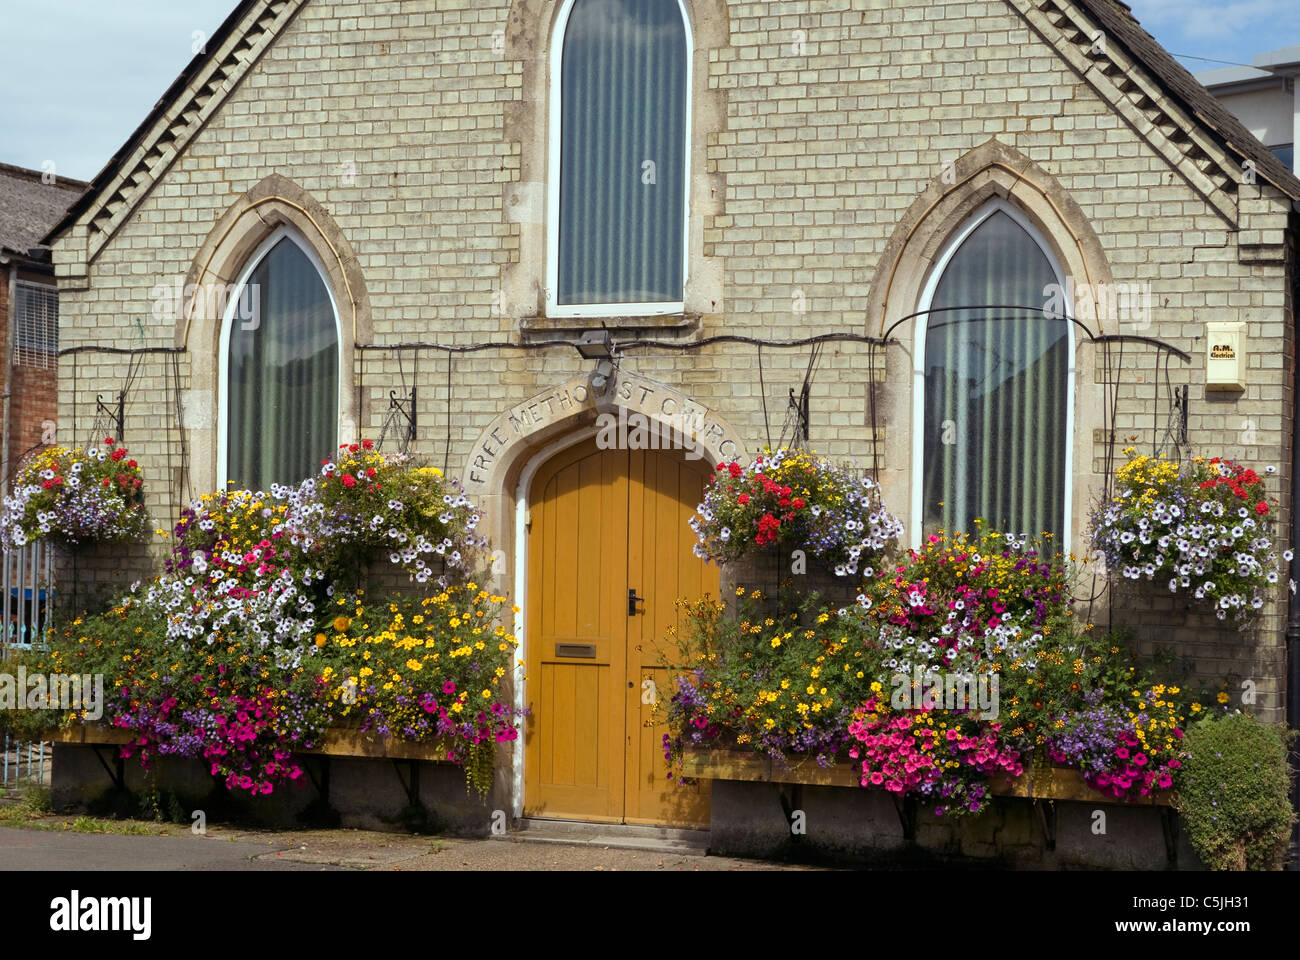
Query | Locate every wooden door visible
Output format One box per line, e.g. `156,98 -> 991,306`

524,438 -> 715,826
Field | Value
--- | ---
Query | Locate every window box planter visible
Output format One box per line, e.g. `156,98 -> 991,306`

680,746 -> 1173,807
44,722 -> 457,764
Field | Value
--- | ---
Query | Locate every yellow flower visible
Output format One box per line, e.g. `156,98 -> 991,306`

334,616 -> 351,633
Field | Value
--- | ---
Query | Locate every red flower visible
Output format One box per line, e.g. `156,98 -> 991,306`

366,467 -> 377,478
737,493 -> 750,505
128,459 -> 138,468
110,448 -> 126,462
341,475 -> 357,489
362,439 -> 374,450
792,497 -> 805,509
728,463 -> 742,478
1256,501 -> 1269,515
104,437 -> 115,445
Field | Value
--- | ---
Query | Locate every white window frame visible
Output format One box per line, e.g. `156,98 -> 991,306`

217,225 -> 343,491
909,198 -> 1076,552
544,0 -> 693,318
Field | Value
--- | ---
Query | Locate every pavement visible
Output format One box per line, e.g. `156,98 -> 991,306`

0,819 -> 820,871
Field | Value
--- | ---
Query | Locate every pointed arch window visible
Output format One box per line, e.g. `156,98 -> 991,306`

547,0 -> 691,316
912,201 -> 1074,548
220,228 -> 340,491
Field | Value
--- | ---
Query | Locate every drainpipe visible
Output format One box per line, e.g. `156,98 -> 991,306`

2,260 -> 14,491
1290,253 -> 1300,870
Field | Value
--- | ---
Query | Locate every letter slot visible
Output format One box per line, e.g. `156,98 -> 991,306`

555,642 -> 597,659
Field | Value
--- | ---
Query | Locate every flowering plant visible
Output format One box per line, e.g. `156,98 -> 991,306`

0,438 -> 148,548
691,448 -> 903,576
28,597 -> 327,796
158,444 -> 490,653
316,587 -> 522,797
847,696 -> 1024,817
1053,685 -> 1187,799
660,590 -> 880,771
309,442 -> 487,586
856,527 -> 1074,678
18,440 -> 521,799
1089,449 -> 1284,620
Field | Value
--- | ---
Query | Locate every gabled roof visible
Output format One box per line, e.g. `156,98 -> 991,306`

45,0 -> 1300,254
0,162 -> 86,263
1077,0 -> 1300,200
44,0 -> 298,249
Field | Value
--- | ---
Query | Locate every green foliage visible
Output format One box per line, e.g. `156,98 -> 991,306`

1175,712 -> 1296,870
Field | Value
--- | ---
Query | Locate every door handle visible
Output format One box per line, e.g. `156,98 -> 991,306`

628,589 -> 646,616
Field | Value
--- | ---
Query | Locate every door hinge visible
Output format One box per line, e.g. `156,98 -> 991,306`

525,508 -> 532,527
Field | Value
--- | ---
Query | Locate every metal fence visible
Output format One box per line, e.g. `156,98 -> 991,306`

1,735 -> 49,791
1,540 -> 54,650
1,542 -> 55,793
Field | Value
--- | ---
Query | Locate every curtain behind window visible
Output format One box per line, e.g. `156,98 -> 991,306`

922,211 -> 1069,543
228,237 -> 338,491
558,0 -> 688,305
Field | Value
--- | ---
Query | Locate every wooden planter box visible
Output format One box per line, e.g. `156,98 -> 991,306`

45,722 -> 454,764
681,747 -> 1172,807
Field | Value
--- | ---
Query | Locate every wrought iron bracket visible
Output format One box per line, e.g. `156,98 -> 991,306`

91,745 -> 126,793
392,759 -> 421,807
378,387 -> 417,454
92,391 -> 125,444
1033,798 -> 1058,852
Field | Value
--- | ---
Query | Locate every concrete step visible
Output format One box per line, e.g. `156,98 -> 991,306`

505,818 -> 710,855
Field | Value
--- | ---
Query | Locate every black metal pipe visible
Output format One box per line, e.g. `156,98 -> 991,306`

1289,258 -> 1300,870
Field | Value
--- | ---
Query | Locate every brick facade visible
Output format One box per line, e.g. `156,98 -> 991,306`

47,0 -> 1300,723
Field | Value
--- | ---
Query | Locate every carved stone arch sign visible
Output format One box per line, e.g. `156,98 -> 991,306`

462,370 -> 749,495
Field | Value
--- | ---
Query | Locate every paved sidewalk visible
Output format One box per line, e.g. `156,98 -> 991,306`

0,820 -> 822,871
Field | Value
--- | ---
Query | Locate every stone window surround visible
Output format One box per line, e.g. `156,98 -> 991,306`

501,0 -> 730,329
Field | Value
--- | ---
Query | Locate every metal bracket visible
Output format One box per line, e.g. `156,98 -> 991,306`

778,783 -> 805,844
91,745 -> 126,793
303,755 -> 330,799
1033,798 -> 1057,852
392,759 -> 420,807
378,387 -> 417,454
1161,806 -> 1180,867
891,793 -> 918,843
91,391 -> 125,445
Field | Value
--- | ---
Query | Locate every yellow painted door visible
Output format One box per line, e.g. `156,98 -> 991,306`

524,438 -> 715,826
625,449 -> 713,826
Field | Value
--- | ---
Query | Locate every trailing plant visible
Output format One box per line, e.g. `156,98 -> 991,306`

16,442 -> 521,800
691,448 -> 903,576
1089,449 -> 1285,621
316,588 -> 522,797
0,438 -> 148,549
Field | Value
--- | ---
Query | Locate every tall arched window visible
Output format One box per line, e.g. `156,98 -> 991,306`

547,0 -> 691,316
220,227 -> 339,491
912,200 -> 1073,547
